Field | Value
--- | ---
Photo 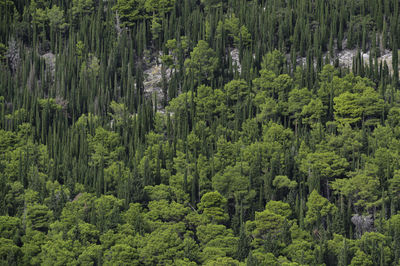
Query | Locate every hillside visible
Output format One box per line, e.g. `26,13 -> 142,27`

1,0 -> 400,265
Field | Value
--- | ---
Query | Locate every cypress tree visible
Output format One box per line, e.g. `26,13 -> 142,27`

392,33 -> 398,89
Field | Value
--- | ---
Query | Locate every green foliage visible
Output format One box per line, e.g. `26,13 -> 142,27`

261,50 -> 286,76
334,84 -> 384,126
195,85 -> 226,122
246,201 -> 292,252
139,223 -> 188,264
88,127 -> 123,167
0,216 -> 21,239
288,87 -> 312,119
0,43 -> 7,60
224,79 -> 249,105
2,0 -> 400,264
71,0 -> 94,18
216,13 -> 251,47
265,201 -> 292,218
350,249 -> 373,266
112,0 -> 147,27
47,5 -> 67,31
212,162 -> 252,201
201,0 -> 226,11
103,243 -> 139,265
39,233 -> 80,265
144,0 -> 175,15
184,40 -> 218,84
113,0 -> 174,27
0,237 -> 22,265
331,170 -> 381,212
300,151 -> 348,192
198,191 -> 228,224
272,175 -> 297,190
305,190 -> 336,229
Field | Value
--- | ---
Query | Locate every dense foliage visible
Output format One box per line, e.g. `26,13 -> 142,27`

1,0 -> 400,265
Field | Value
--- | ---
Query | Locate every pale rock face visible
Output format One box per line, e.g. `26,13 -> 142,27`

335,49 -> 394,71
143,53 -> 171,111
292,40 -> 397,75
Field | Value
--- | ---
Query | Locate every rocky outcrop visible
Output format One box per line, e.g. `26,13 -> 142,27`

143,53 -> 171,111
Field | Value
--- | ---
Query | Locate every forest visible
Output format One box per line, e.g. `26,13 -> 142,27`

1,0 -> 400,265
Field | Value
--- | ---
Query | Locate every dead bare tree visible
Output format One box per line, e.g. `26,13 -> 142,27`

351,214 -> 374,239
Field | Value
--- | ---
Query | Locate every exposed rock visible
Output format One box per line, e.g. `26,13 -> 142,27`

143,53 -> 171,111
379,50 -> 397,73
294,47 -> 398,75
336,49 -> 396,73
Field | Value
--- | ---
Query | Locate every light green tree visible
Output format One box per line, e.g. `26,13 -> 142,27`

47,5 -> 67,31
304,190 -> 337,230
71,0 -> 94,18
350,250 -> 373,266
300,151 -> 348,193
184,40 -> 218,84
0,237 -> 22,265
331,169 -> 381,212
198,191 -> 229,224
112,0 -> 146,27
